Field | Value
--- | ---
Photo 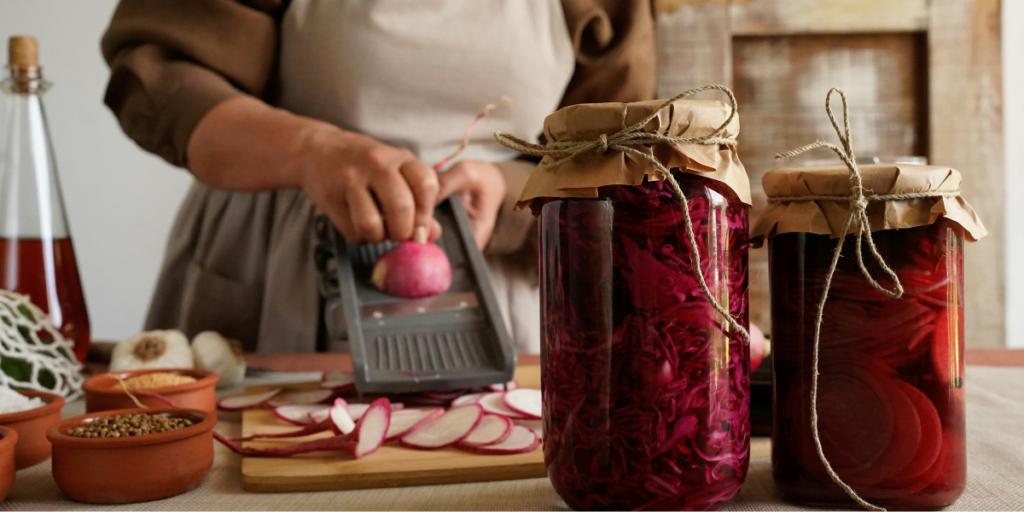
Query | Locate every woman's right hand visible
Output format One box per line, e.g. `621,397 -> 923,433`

300,128 -> 442,245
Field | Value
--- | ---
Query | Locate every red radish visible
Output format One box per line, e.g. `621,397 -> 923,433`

502,389 -> 542,419
349,398 -> 392,458
218,388 -> 282,411
749,323 -> 767,372
232,399 -> 353,442
371,241 -> 452,298
513,418 -> 543,439
385,408 -> 444,441
459,414 -> 513,447
843,376 -> 921,486
308,409 -> 329,424
330,398 -> 357,435
267,388 -> 334,407
231,419 -> 332,442
451,392 -> 489,407
274,404 -> 329,425
465,425 -> 540,455
320,371 -> 356,391
489,381 -> 518,392
421,390 -> 469,402
478,392 -> 528,419
310,402 -> 403,423
401,405 -> 483,449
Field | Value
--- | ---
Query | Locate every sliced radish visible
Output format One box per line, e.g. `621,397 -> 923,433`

218,388 -> 282,411
267,388 -> 335,407
478,392 -> 528,419
321,371 -> 356,391
349,398 -> 391,458
502,389 -> 541,419
466,425 -> 539,455
274,404 -> 329,425
308,408 -> 329,424
330,398 -> 356,435
385,408 -> 444,441
451,392 -> 489,407
513,418 -> 543,439
489,380 -> 518,392
342,402 -> 405,421
459,414 -> 513,447
401,405 -> 483,449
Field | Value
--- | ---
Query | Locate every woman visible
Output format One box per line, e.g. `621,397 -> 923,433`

101,0 -> 655,354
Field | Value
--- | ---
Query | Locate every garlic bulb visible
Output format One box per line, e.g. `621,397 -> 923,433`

191,331 -> 246,388
110,330 -> 193,371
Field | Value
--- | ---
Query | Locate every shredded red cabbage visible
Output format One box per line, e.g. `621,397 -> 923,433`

538,173 -> 750,510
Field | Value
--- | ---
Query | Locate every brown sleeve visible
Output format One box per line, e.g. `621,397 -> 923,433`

486,0 -> 656,257
100,0 -> 283,167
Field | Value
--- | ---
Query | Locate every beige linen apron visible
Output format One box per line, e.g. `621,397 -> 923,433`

145,0 -> 574,354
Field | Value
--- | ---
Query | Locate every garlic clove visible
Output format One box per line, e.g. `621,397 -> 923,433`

191,331 -> 246,389
110,330 -> 193,371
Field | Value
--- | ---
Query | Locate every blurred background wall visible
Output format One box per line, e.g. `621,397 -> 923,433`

0,0 -> 1021,346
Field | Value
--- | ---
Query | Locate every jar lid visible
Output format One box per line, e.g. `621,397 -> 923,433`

750,163 -> 987,245
511,96 -> 751,209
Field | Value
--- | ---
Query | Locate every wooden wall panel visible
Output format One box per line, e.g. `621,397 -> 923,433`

729,0 -> 929,35
656,2 -> 733,97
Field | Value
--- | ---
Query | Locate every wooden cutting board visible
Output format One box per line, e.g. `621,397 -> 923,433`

240,365 -> 545,492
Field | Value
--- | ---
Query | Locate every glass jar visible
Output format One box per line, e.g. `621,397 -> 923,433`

539,172 -> 750,511
770,219 -> 966,508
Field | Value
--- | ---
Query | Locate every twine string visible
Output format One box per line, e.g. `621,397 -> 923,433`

494,84 -> 749,343
773,88 -> 960,512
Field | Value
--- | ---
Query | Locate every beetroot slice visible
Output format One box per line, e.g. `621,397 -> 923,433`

401,405 -> 483,449
880,382 -> 943,485
930,308 -> 963,386
502,389 -> 541,419
459,414 -> 513,447
384,408 -> 444,442
218,388 -> 282,411
843,375 -> 922,486
466,425 -> 540,455
267,388 -> 335,407
478,392 -> 528,419
512,418 -> 543,439
274,404 -> 329,425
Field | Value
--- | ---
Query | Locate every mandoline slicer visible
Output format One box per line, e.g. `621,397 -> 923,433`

324,195 -> 516,394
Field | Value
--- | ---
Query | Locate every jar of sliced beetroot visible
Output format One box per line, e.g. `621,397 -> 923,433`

497,87 -> 753,510
752,145 -> 987,506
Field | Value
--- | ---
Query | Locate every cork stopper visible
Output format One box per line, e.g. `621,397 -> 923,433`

8,36 -> 39,70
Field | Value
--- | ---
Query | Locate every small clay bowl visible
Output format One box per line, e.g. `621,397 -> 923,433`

0,390 -> 65,468
0,426 -> 16,504
47,407 -> 215,504
83,368 -> 219,414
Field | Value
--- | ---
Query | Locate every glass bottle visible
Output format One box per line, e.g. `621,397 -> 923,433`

539,172 -> 750,510
0,36 -> 90,360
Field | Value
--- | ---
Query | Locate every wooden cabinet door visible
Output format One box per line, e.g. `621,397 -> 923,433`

656,0 -> 1004,347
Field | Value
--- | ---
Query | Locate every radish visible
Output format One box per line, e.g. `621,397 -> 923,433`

310,401 -> 403,423
217,388 -> 281,411
513,418 -> 543,439
451,392 -> 489,407
489,380 -> 518,392
371,241 -> 452,299
401,405 -> 483,449
232,399 -> 353,441
478,392 -> 528,419
349,398 -> 392,458
274,404 -> 329,425
459,414 -> 513,447
502,389 -> 541,419
385,408 -> 444,441
465,425 -> 540,455
308,409 -> 329,424
267,388 -> 334,407
750,323 -> 767,372
320,371 -> 356,391
330,398 -> 357,435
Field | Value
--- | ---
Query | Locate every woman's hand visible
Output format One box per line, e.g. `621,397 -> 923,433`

436,161 -> 506,250
300,129 -> 442,245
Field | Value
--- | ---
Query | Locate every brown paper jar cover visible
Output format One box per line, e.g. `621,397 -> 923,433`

750,163 -> 987,246
516,99 -> 751,209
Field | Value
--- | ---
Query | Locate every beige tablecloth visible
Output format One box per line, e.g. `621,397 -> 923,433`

3,365 -> 1023,511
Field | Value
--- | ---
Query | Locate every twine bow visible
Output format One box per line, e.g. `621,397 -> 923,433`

773,88 -> 961,511
494,84 -> 749,344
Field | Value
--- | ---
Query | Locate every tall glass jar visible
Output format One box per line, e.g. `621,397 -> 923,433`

539,173 -> 750,510
752,163 -> 986,510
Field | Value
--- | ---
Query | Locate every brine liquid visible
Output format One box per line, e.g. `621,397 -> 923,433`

0,237 -> 91,361
770,220 -> 966,509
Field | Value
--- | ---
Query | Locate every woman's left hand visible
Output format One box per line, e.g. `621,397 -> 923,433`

436,160 -> 507,250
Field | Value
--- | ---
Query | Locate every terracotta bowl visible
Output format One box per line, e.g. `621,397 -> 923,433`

47,407 -> 215,504
0,390 -> 65,468
83,368 -> 219,414
0,426 -> 16,504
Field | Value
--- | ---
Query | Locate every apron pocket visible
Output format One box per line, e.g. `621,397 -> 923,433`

180,261 -> 263,350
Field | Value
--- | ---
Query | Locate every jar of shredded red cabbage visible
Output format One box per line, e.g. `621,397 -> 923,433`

538,173 -> 750,510
752,164 -> 987,509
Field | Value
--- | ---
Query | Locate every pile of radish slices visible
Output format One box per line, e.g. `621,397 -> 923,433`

215,372 -> 542,460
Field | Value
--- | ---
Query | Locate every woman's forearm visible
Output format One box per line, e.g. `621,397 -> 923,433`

185,95 -> 341,191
